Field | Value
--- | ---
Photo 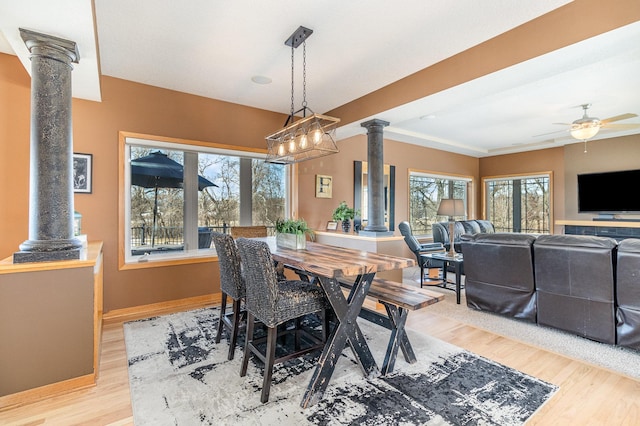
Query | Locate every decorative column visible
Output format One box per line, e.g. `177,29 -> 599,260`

361,119 -> 390,234
14,29 -> 82,263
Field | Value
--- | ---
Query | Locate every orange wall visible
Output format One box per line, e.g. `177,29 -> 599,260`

0,53 -> 288,312
1,50 -> 637,313
297,135 -> 479,231
563,134 -> 640,221
2,1 -> 639,313
0,53 -> 31,255
479,147 -> 565,233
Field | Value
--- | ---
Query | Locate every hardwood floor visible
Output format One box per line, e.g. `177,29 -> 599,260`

1,302 -> 639,425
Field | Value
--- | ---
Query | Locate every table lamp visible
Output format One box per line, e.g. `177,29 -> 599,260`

437,198 -> 465,257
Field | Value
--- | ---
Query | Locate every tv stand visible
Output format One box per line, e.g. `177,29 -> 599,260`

556,220 -> 640,241
594,214 -> 616,221
593,217 -> 640,222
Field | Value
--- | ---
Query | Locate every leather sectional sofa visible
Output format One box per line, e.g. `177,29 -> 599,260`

534,235 -> 617,344
616,239 -> 640,349
462,233 -> 537,322
461,233 -> 640,350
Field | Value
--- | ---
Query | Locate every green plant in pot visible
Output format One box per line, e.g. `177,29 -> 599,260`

275,218 -> 314,249
332,201 -> 359,233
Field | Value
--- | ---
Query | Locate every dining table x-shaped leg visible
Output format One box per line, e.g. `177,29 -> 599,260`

300,272 -> 379,408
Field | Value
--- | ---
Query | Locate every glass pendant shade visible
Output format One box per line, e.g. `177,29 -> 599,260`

266,113 -> 339,163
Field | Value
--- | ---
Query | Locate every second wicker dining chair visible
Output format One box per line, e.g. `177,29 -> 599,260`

235,238 -> 329,403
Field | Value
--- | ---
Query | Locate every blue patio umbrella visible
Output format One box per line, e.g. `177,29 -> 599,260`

131,151 -> 216,246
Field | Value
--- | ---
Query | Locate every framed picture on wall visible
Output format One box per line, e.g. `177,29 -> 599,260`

316,174 -> 332,198
73,153 -> 92,193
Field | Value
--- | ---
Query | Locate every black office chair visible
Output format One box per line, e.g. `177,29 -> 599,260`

211,232 -> 246,360
398,221 -> 445,287
235,238 -> 329,403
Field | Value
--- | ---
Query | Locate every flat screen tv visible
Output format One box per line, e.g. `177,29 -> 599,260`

578,169 -> 640,214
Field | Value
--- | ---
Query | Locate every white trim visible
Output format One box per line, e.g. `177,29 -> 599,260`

410,170 -> 473,182
483,173 -> 550,182
126,136 -> 268,159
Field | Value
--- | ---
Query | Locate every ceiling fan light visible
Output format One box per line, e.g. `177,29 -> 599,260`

570,123 -> 600,140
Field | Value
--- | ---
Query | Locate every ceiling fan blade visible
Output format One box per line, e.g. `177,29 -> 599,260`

601,113 -> 638,124
600,123 -> 640,130
532,129 -> 567,138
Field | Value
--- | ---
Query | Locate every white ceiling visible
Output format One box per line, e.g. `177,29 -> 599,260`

1,0 -> 639,157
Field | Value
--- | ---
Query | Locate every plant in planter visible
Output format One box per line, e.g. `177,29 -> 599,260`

275,218 -> 314,249
332,201 -> 359,233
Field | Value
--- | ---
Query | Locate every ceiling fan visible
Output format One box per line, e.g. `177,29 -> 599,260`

537,104 -> 639,141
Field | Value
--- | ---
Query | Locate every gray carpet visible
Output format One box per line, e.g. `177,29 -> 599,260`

124,307 -> 557,425
403,267 -> 640,380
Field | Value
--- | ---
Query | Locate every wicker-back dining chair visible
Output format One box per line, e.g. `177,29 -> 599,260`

211,232 -> 246,360
235,238 -> 329,403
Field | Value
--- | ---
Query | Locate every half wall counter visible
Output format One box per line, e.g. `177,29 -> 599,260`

0,241 -> 103,409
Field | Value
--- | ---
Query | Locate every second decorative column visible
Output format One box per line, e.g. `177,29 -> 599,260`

361,119 -> 390,233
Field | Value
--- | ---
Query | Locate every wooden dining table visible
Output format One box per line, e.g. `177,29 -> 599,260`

257,238 -> 416,408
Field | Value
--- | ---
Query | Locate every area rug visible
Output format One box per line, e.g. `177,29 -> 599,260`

123,307 -> 557,425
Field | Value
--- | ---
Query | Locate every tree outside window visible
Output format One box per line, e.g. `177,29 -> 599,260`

126,141 -> 287,262
408,172 -> 470,235
484,174 -> 551,234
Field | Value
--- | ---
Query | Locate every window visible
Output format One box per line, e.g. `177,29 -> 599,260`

408,171 -> 471,235
120,133 -> 288,266
483,173 -> 552,234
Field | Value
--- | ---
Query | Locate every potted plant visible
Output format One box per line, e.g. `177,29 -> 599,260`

332,201 -> 359,233
275,218 -> 314,249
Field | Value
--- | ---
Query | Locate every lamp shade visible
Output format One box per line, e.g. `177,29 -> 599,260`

437,198 -> 465,218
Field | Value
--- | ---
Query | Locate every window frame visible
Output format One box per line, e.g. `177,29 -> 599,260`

118,131 -> 292,270
407,169 -> 474,236
482,171 -> 553,234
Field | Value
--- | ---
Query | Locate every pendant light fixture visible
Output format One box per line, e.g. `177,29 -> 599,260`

266,26 -> 340,164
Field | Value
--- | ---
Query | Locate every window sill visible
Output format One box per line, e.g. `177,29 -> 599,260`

119,249 -> 218,270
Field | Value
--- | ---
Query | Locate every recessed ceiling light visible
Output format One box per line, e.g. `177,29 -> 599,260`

251,75 -> 272,85
419,114 -> 436,120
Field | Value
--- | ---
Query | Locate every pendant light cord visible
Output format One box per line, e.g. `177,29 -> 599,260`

302,39 -> 307,114
290,43 -> 295,123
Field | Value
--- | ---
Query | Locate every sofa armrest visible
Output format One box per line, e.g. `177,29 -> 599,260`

419,242 -> 444,253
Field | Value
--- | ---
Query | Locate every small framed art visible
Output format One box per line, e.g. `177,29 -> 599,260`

326,221 -> 338,231
73,153 -> 92,193
316,174 -> 332,198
